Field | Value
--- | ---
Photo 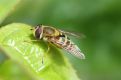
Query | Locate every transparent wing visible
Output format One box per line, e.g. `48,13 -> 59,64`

64,43 -> 85,59
49,36 -> 85,59
59,30 -> 86,39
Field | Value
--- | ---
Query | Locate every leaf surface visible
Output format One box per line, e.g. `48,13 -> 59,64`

0,23 -> 80,80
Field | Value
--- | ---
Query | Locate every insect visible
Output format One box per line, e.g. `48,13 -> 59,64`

31,24 -> 85,59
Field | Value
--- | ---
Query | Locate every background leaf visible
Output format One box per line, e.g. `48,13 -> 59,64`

0,0 -> 20,24
0,23 -> 80,80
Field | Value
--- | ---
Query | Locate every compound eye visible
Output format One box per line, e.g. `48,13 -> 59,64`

35,26 -> 42,39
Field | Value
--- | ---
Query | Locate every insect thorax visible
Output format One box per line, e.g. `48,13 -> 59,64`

43,26 -> 60,37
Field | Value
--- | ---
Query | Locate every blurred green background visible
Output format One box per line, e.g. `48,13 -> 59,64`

0,0 -> 121,80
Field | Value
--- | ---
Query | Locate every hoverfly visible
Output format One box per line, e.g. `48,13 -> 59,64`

31,24 -> 85,59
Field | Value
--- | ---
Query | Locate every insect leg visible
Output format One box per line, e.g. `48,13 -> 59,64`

42,56 -> 44,64
41,42 -> 50,64
23,39 -> 40,43
47,42 -> 50,53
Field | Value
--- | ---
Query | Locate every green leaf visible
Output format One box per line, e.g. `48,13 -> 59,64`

0,60 -> 32,80
0,0 -> 20,24
0,23 -> 80,80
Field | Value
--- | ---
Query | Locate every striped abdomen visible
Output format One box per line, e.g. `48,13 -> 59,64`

49,35 -> 85,59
